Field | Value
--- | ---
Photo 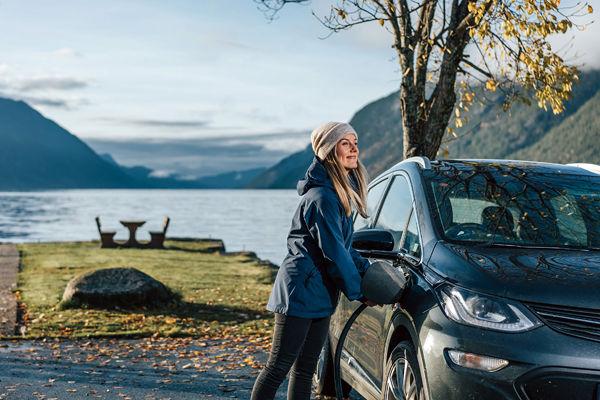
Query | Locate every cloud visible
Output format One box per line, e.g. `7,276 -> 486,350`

149,169 -> 175,178
124,119 -> 211,129
95,116 -> 246,133
0,91 -> 88,109
217,39 -> 255,51
51,48 -> 82,58
201,32 -> 264,53
19,96 -> 71,108
15,77 -> 88,92
94,117 -> 221,132
0,66 -> 90,109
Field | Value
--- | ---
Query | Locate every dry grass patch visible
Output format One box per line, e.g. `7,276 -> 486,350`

13,240 -> 275,345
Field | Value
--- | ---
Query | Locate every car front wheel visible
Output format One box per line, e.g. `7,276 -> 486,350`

383,341 -> 423,400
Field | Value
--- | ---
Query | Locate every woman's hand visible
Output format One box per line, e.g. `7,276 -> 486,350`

361,297 -> 378,307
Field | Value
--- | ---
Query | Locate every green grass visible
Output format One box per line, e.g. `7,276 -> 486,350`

14,240 -> 276,341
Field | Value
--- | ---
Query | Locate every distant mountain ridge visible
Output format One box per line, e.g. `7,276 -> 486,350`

248,70 -> 600,188
0,98 -> 264,190
100,153 -> 266,189
0,98 -> 139,190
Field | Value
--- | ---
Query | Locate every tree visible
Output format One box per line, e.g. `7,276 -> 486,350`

255,0 -> 593,159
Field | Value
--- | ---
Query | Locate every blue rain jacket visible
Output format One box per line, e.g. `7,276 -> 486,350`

266,156 -> 371,318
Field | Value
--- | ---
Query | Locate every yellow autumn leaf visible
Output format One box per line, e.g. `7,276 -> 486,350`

485,79 -> 497,91
588,4 -> 593,13
379,19 -> 385,26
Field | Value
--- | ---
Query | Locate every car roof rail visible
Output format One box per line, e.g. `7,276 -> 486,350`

403,156 -> 432,169
565,163 -> 600,175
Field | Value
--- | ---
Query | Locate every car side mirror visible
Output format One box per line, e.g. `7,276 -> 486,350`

352,229 -> 395,252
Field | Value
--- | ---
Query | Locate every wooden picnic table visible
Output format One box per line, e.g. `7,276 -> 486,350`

119,220 -> 146,248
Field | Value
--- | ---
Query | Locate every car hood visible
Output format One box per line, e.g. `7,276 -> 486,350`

428,242 -> 600,309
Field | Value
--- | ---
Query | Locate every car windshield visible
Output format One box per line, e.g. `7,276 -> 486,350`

422,163 -> 600,249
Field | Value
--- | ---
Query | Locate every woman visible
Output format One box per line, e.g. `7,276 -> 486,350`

251,121 -> 375,400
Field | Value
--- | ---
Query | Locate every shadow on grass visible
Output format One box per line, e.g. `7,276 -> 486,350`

163,245 -> 225,254
145,301 -> 272,322
70,301 -> 272,323
163,238 -> 226,254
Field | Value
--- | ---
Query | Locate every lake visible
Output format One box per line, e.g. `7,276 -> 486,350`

0,189 -> 300,264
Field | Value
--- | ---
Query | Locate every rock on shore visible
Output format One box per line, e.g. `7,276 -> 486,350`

61,267 -> 177,309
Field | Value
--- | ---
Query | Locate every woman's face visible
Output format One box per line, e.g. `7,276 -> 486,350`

335,133 -> 359,171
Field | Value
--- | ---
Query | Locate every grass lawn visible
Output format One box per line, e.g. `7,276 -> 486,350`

14,239 -> 276,343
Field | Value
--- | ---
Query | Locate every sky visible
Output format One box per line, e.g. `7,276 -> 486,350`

0,0 -> 598,178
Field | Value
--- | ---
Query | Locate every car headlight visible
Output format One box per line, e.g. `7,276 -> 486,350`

437,284 -> 542,332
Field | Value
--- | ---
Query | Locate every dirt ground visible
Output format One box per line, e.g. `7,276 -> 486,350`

0,337 -> 364,399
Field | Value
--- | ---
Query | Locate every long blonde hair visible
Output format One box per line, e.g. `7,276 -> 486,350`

322,150 -> 369,218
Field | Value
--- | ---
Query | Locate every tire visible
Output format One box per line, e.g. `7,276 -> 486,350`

383,341 -> 424,400
313,336 -> 352,398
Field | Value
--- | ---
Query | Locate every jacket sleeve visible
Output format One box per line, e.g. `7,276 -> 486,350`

350,246 -> 370,277
304,194 -> 364,301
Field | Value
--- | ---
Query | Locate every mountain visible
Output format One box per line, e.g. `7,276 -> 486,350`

246,147 -> 314,189
446,70 -> 600,161
511,90 -> 600,163
100,153 -> 266,189
0,98 -> 265,190
193,167 -> 266,188
0,98 -> 140,190
248,70 -> 600,188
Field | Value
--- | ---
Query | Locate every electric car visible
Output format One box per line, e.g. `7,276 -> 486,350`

313,158 -> 600,400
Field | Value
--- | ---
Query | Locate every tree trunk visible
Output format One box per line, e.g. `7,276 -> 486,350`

400,90 -> 456,160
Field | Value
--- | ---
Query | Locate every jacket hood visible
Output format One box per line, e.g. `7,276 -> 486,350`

297,156 -> 361,196
297,157 -> 333,195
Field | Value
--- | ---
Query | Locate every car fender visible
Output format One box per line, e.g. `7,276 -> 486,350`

384,308 -> 432,400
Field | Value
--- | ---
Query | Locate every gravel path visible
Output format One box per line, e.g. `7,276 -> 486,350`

0,337 -> 364,399
0,337 -> 271,399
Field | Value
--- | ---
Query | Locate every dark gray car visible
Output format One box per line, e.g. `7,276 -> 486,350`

314,158 -> 600,400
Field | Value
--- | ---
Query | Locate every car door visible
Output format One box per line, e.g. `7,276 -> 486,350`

344,174 -> 415,387
331,177 -> 389,384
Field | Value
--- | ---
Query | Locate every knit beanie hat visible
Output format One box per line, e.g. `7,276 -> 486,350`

310,122 -> 358,160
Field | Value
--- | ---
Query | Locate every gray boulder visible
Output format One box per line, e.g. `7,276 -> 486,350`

61,267 -> 177,309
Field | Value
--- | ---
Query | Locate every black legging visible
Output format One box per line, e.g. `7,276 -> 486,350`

251,312 -> 330,400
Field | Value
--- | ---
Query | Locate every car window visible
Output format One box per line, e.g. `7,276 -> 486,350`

354,178 -> 388,231
450,198 -> 497,224
551,194 -> 587,246
423,167 -> 600,249
402,210 -> 421,258
449,197 -> 520,228
373,175 -> 413,250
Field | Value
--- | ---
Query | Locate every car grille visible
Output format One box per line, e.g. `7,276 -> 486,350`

518,371 -> 600,400
527,302 -> 600,343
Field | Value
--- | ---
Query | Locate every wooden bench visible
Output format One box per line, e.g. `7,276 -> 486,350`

147,216 -> 170,249
95,216 -> 118,248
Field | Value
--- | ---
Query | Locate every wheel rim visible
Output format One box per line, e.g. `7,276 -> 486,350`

386,350 -> 418,400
